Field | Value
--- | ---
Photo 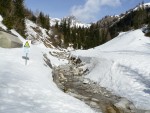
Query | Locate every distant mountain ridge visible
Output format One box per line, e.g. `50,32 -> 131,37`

97,3 -> 150,28
50,16 -> 91,28
94,2 -> 150,40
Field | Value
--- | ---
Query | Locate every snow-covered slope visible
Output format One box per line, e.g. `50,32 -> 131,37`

25,19 -> 55,47
0,43 -> 96,113
25,19 -> 51,40
49,17 -> 61,27
72,29 -> 150,110
70,20 -> 91,28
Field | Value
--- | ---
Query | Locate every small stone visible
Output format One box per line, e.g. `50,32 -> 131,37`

91,98 -> 99,102
83,78 -> 90,84
90,101 -> 98,107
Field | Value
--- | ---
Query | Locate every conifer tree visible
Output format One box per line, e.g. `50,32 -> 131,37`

0,0 -> 12,17
37,12 -> 50,29
14,0 -> 25,18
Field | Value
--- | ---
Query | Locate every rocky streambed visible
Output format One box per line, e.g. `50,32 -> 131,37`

48,51 -> 149,113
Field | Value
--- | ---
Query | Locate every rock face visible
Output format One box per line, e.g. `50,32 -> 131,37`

0,31 -> 23,48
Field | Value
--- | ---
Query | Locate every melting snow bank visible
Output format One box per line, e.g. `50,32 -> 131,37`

0,45 -> 96,113
71,29 -> 150,110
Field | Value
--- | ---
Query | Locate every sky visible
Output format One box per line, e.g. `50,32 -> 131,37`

25,0 -> 150,23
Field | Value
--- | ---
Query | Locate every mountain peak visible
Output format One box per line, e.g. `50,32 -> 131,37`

50,16 -> 91,28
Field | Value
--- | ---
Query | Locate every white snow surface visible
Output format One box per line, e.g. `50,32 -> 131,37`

25,19 -> 51,40
50,18 -> 61,27
25,19 -> 52,41
10,29 -> 25,42
70,19 -> 91,28
49,17 -> 91,28
25,19 -> 55,48
0,15 -> 7,30
72,29 -> 150,110
133,2 -> 150,11
0,44 -> 97,113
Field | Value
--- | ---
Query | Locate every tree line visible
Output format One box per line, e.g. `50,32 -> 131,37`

53,19 -> 108,49
52,2 -> 150,49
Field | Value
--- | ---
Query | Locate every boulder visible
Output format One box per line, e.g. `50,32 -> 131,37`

0,31 -> 23,48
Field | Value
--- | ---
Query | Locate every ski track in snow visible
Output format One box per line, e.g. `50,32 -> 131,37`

72,29 -> 150,110
118,64 -> 150,90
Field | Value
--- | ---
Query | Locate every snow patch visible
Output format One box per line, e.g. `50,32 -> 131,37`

0,15 -> 7,30
25,19 -> 52,40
